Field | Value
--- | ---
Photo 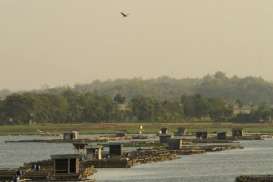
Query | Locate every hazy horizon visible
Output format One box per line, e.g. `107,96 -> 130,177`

1,1 -> 273,90
1,71 -> 271,92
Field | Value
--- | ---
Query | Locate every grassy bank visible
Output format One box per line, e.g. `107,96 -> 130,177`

1,122 -> 273,135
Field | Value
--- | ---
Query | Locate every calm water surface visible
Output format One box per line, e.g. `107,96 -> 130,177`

0,136 -> 73,168
96,140 -> 273,182
1,136 -> 273,182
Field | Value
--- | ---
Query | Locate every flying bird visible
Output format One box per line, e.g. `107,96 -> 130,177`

120,12 -> 129,17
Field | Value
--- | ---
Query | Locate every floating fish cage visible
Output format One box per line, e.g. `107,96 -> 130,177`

0,154 -> 96,182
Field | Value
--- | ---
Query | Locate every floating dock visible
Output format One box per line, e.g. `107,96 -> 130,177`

236,175 -> 273,182
0,154 -> 96,182
84,149 -> 177,168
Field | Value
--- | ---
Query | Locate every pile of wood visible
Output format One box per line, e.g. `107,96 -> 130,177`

84,158 -> 133,168
233,135 -> 262,140
175,149 -> 206,155
181,143 -> 243,152
22,170 -> 50,181
129,149 -> 177,164
199,143 -> 243,152
80,166 -> 96,178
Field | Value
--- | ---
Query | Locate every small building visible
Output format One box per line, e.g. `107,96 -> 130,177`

168,138 -> 183,150
232,128 -> 243,138
217,132 -> 227,140
0,154 -> 95,181
196,131 -> 208,140
175,127 -> 187,136
109,143 -> 123,157
159,134 -> 172,144
87,145 -> 103,160
233,105 -> 253,116
51,154 -> 81,176
160,128 -> 168,135
63,131 -> 79,140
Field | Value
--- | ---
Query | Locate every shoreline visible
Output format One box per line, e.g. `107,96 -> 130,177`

1,122 -> 273,136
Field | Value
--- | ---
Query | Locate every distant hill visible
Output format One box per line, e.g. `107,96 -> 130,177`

6,71 -> 273,105
64,72 -> 273,104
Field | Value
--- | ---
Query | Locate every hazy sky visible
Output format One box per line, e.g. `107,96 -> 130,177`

1,0 -> 273,90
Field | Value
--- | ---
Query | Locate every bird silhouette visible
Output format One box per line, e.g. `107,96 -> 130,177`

120,12 -> 129,17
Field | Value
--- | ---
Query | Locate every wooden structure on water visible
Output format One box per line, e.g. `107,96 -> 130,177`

72,141 -> 178,168
115,130 -> 127,137
232,128 -> 243,138
217,131 -> 227,140
83,147 -> 177,168
0,169 -> 18,181
177,143 -> 243,155
109,143 -> 123,157
84,158 -> 133,168
159,134 -> 172,144
86,145 -> 103,160
160,128 -> 168,135
132,134 -> 148,139
168,138 -> 183,150
63,131 -> 79,141
158,127 -> 172,144
128,149 -> 177,165
73,142 -> 88,156
0,154 -> 95,182
196,131 -> 208,140
175,127 -> 187,136
236,175 -> 273,182
52,154 -> 81,178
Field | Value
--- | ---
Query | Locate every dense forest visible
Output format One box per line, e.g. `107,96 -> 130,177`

0,91 -> 238,124
0,72 -> 273,124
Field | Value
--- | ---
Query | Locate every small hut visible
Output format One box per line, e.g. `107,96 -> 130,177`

63,130 -> 79,140
217,132 -> 227,140
51,154 -> 81,176
109,143 -> 123,157
160,128 -> 168,135
175,127 -> 187,136
168,138 -> 183,150
159,135 -> 172,144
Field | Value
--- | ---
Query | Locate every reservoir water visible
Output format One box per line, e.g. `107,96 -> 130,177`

1,136 -> 273,182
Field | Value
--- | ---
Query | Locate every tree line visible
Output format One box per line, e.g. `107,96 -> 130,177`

0,89 -> 272,124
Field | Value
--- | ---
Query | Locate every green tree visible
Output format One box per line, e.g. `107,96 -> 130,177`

131,96 -> 157,121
